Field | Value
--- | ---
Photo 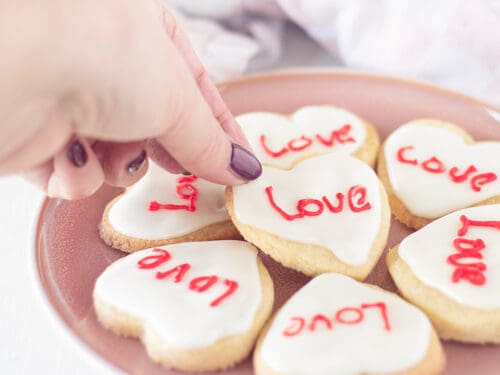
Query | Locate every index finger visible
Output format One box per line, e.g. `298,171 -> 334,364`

157,3 -> 251,150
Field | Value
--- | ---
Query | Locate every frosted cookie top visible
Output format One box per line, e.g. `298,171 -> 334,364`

384,121 -> 500,218
237,106 -> 368,169
94,240 -> 262,349
107,161 -> 229,239
260,273 -> 431,374
232,153 -> 383,266
399,204 -> 500,309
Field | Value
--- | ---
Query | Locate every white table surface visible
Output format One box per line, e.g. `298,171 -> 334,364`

0,24 -> 335,375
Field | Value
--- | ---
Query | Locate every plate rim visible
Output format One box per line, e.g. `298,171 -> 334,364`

217,68 -> 500,112
31,69 -> 500,374
30,198 -> 123,374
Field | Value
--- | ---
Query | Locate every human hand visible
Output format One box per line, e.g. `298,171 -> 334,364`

0,0 -> 261,199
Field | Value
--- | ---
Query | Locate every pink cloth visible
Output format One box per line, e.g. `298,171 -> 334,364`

163,0 -> 500,106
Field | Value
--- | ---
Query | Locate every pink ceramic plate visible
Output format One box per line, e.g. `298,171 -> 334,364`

34,71 -> 500,375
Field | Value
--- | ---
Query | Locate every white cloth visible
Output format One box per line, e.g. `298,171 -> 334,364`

163,0 -> 500,106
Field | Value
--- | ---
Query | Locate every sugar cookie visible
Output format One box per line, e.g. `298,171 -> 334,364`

237,105 -> 380,169
99,161 -> 240,252
227,153 -> 391,279
378,119 -> 500,229
387,204 -> 500,343
254,273 -> 445,375
93,240 -> 274,372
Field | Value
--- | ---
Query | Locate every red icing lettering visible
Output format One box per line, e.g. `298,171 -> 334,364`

137,248 -> 171,269
335,307 -> 363,325
447,215 -> 500,286
361,302 -> 391,331
210,279 -> 239,307
395,145 -> 497,192
283,317 -> 306,337
260,134 -> 288,158
348,185 -> 372,212
450,165 -> 478,183
322,193 -> 344,213
308,314 -> 333,331
179,174 -> 197,183
148,175 -> 199,212
156,263 -> 191,282
265,185 -> 373,221
470,173 -> 498,192
316,124 -> 355,146
189,276 -> 219,292
457,215 -> 500,237
397,146 -> 418,165
449,238 -> 486,266
451,268 -> 486,286
421,156 -> 446,174
296,199 -> 324,217
260,124 -> 356,158
282,301 -> 390,338
448,238 -> 487,281
288,136 -> 313,151
136,249 -> 239,307
265,186 -> 302,221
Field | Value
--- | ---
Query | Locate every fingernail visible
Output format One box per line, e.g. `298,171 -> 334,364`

182,171 -> 191,176
230,143 -> 262,180
127,150 -> 147,173
67,140 -> 87,168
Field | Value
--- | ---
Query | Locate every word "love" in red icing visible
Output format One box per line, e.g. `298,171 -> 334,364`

149,174 -> 199,212
448,215 -> 500,286
137,248 -> 239,307
397,146 -> 497,192
282,302 -> 390,338
265,184 -> 372,221
260,124 -> 355,158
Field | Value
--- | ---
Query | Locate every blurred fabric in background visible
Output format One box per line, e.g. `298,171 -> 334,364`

163,0 -> 500,106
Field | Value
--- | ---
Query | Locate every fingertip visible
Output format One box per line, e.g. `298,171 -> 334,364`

154,106 -> 262,186
95,141 -> 148,187
47,138 -> 104,199
229,143 -> 262,182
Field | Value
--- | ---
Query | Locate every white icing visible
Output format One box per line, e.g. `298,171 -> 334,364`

260,273 -> 431,374
237,106 -> 367,168
232,153 -> 383,265
107,161 -> 229,239
399,204 -> 500,309
384,122 -> 500,218
94,240 -> 262,349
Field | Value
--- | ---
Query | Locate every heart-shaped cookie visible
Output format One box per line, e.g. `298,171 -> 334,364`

387,204 -> 500,343
226,153 -> 391,279
237,105 -> 380,169
93,240 -> 274,372
378,119 -> 500,229
100,160 -> 240,252
254,273 -> 445,375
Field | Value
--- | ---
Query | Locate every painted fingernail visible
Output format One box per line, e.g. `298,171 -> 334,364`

182,171 -> 191,176
67,140 -> 87,168
127,150 -> 147,173
230,143 -> 262,180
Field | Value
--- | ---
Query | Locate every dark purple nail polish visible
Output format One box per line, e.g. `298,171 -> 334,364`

67,140 -> 87,168
230,143 -> 262,180
182,171 -> 191,176
127,150 -> 147,173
